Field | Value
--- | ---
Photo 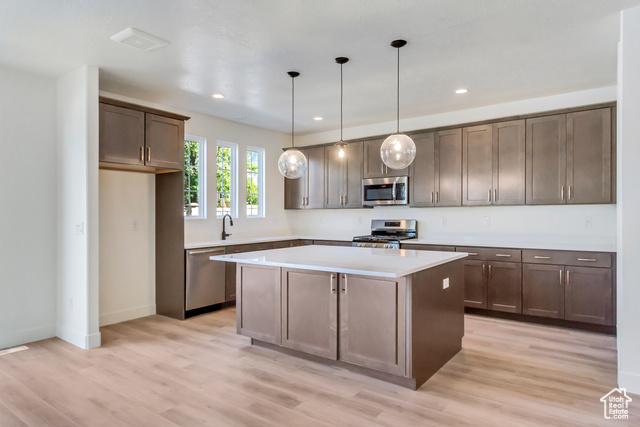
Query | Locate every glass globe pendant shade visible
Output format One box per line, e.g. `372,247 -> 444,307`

380,133 -> 416,169
278,148 -> 307,179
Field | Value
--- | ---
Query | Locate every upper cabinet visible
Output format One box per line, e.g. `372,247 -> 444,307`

526,108 -> 612,205
462,120 -> 525,206
363,138 -> 409,178
285,146 -> 325,209
325,142 -> 363,208
99,98 -> 189,174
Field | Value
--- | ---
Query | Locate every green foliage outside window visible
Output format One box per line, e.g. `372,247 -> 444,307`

184,140 -> 200,216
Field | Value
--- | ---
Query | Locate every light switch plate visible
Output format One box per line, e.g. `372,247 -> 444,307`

132,220 -> 140,231
75,222 -> 84,236
443,277 -> 449,289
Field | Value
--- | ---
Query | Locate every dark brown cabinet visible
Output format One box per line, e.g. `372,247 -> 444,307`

284,146 -> 325,209
565,266 -> 612,325
363,138 -> 409,178
325,142 -> 363,208
99,99 -> 186,173
462,121 -> 525,206
526,108 -> 612,205
281,269 -> 337,359
522,264 -> 565,319
338,274 -> 406,376
409,129 -> 462,207
457,247 -> 522,313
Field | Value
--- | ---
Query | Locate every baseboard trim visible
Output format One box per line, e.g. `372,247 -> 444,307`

619,371 -> 640,395
0,324 -> 56,350
99,304 -> 156,327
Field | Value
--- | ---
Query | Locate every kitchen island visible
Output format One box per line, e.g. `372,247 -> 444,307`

211,245 -> 467,389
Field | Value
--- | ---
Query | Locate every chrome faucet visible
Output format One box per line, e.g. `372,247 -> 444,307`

222,214 -> 233,240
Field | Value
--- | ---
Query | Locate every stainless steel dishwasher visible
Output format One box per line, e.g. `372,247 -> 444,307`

185,247 -> 226,311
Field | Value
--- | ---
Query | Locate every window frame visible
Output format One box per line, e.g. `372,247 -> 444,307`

246,146 -> 265,218
216,140 -> 238,219
184,135 -> 207,220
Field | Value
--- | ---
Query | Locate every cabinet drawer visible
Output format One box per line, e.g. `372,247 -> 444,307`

522,250 -> 611,268
227,242 -> 274,254
456,247 -> 521,262
402,244 -> 455,252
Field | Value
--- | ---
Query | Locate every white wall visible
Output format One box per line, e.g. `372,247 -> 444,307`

617,5 -> 640,394
56,65 -> 100,349
99,170 -> 155,326
288,87 -> 618,248
0,65 -> 57,349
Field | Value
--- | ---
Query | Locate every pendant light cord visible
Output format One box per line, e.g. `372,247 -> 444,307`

340,62 -> 344,143
396,46 -> 400,134
291,76 -> 295,148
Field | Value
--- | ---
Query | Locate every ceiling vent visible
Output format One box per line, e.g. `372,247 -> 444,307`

110,27 -> 168,51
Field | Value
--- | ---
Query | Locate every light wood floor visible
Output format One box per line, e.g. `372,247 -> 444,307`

0,308 -> 636,426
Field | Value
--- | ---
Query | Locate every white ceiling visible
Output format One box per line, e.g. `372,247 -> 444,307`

1,0 -> 638,135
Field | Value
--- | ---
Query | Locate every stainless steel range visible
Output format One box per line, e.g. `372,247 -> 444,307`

352,219 -> 417,249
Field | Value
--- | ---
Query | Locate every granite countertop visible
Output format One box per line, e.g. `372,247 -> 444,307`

209,245 -> 468,278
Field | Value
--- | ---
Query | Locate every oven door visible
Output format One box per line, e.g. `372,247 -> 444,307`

362,177 -> 408,206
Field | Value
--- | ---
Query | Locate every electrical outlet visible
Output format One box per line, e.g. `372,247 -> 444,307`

75,222 -> 84,236
584,216 -> 592,228
443,278 -> 449,289
440,217 -> 447,226
483,216 -> 490,227
132,220 -> 140,231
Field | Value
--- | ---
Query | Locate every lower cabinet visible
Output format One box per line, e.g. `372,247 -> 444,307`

338,274 -> 406,376
225,242 -> 274,302
488,261 -> 522,313
522,264 -> 565,319
462,260 -> 487,309
281,269 -> 337,359
236,264 -> 281,345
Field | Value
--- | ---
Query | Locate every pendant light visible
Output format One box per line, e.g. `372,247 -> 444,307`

335,57 -> 349,159
380,39 -> 416,169
278,71 -> 307,179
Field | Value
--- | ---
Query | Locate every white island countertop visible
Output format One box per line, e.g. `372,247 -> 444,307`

210,245 -> 468,278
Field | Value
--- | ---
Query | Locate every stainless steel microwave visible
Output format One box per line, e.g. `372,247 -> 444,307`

362,177 -> 409,206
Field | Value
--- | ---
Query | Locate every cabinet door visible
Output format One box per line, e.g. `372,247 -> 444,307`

522,264 -> 564,319
565,266 -> 613,325
434,129 -> 462,206
185,248 -> 226,310
99,103 -> 145,165
281,269 -> 337,360
363,138 -> 409,178
462,260 -> 487,309
566,108 -> 612,204
224,243 -> 273,301
306,146 -> 325,208
344,141 -> 363,208
493,120 -> 525,205
409,132 -> 435,207
284,150 -> 306,210
487,261 -> 522,313
339,274 -> 406,376
325,145 -> 345,208
526,115 -> 567,204
463,125 -> 493,206
236,264 -> 281,344
145,113 -> 184,170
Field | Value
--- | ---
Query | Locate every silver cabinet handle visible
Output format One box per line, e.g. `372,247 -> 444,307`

139,146 -> 144,162
561,185 -> 564,200
488,189 -> 491,202
566,270 -> 570,286
496,254 -> 512,257
436,191 -> 439,203
577,258 -> 597,262
488,264 -> 492,279
302,197 -> 305,206
381,162 -> 384,175
494,189 -> 497,202
189,248 -> 224,255
568,186 -> 572,200
560,269 -> 563,285
468,252 -> 478,256
147,147 -> 151,162
392,182 -> 397,205
535,256 -> 552,260
430,192 -> 434,203
482,264 -> 486,276
330,274 -> 336,294
342,274 -> 347,294
343,195 -> 347,205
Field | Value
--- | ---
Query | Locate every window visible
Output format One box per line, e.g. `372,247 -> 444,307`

216,141 -> 238,218
246,147 -> 265,217
184,135 -> 206,218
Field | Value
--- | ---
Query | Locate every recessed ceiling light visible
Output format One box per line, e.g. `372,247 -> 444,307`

212,93 -> 225,99
313,116 -> 323,121
455,88 -> 469,94
110,27 -> 168,51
